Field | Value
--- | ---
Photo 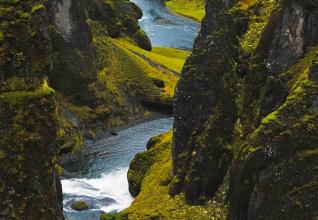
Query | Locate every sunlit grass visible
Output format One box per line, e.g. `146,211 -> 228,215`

166,0 -> 205,22
121,131 -> 227,219
114,39 -> 190,73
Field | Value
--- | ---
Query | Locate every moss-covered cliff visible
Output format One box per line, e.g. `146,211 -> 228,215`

125,0 -> 318,219
0,0 -> 63,218
0,0 -> 183,218
173,0 -> 318,218
48,0 -> 180,146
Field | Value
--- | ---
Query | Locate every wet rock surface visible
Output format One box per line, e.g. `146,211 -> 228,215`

65,196 -> 116,211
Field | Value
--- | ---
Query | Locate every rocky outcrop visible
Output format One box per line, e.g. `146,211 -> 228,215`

0,85 -> 63,220
172,0 -> 239,203
128,132 -> 169,197
0,0 -> 173,218
171,0 -> 318,218
49,0 -> 92,49
0,1 -> 63,218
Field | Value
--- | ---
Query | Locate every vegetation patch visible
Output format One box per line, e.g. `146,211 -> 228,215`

106,131 -> 228,220
115,39 -> 190,73
238,0 -> 280,53
166,0 -> 205,22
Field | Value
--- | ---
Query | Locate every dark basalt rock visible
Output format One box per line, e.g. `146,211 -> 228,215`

172,0 -> 318,219
172,0 -> 239,203
260,0 -> 318,73
0,0 -> 154,218
309,59 -> 318,82
259,76 -> 288,119
110,130 -> 118,136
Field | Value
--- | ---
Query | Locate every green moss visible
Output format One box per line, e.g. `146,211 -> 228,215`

0,31 -> 4,43
91,22 -> 177,106
260,111 -> 279,125
54,164 -> 64,176
238,0 -> 258,10
0,150 -> 7,159
100,213 -> 125,220
115,39 -> 190,73
55,97 -> 85,153
239,0 -> 280,53
166,0 -> 205,21
31,4 -> 45,14
0,76 -> 63,219
0,7 -> 14,17
128,132 -> 171,197
2,79 -> 55,105
301,148 -> 318,158
112,39 -> 182,103
121,131 -> 228,219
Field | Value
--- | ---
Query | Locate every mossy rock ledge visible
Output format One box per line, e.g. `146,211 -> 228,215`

0,0 -> 179,219
118,0 -> 318,219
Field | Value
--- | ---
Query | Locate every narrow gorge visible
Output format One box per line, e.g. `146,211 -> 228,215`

1,0 -> 317,220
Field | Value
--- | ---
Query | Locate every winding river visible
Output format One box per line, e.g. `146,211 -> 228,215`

132,0 -> 199,49
62,0 -> 199,219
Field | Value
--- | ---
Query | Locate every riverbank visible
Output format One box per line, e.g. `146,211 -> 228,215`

62,118 -> 174,220
132,0 -> 200,49
166,0 -> 205,22
60,0 -> 200,218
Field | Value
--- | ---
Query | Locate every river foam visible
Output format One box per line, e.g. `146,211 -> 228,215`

62,118 -> 174,219
62,167 -> 132,213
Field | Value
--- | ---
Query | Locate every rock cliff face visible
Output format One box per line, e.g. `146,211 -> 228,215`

0,0 -> 173,218
172,0 -> 238,203
172,0 -> 318,218
0,0 -> 63,218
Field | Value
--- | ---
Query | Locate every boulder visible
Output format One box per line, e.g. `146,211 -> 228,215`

71,200 -> 89,211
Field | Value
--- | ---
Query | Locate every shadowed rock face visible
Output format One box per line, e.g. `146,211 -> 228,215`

172,0 -> 318,218
0,91 -> 64,220
0,0 -> 154,218
48,0 -> 92,49
172,0 -> 238,203
261,1 -> 318,73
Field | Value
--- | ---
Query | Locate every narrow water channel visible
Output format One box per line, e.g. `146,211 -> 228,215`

63,118 -> 173,220
62,0 -> 200,219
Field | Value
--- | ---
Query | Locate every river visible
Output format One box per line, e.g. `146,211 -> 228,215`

62,0 -> 199,219
63,118 -> 174,219
132,0 -> 199,49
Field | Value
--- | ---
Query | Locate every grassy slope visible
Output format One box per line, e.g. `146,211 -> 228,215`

115,39 -> 191,73
53,20 -> 190,151
60,22 -> 184,135
101,132 -> 227,220
166,0 -> 205,22
110,38 -> 191,103
104,38 -> 179,104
